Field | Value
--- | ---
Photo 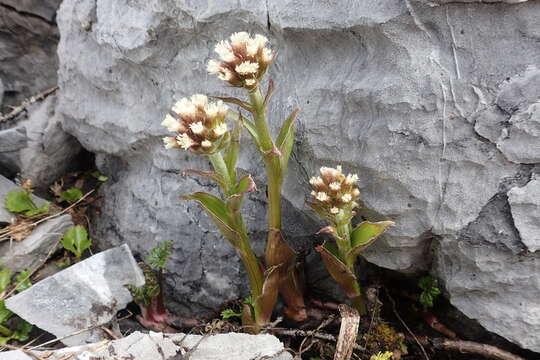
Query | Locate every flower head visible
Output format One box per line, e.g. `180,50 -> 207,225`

309,165 -> 360,216
161,94 -> 230,155
207,32 -> 274,89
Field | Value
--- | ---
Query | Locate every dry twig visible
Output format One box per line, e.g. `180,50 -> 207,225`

273,327 -> 365,352
334,305 -> 360,360
432,338 -> 525,360
0,85 -> 59,123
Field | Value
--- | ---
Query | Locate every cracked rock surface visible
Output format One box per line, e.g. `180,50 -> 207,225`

0,331 -> 292,360
6,244 -> 145,346
56,0 -> 540,351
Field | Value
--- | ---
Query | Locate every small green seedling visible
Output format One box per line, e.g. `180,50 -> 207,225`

59,188 -> 83,203
128,240 -> 173,329
0,267 -> 33,344
4,189 -> 49,216
221,308 -> 242,320
61,226 -> 92,259
370,352 -> 393,360
146,240 -> 173,270
418,276 -> 441,310
91,171 -> 108,182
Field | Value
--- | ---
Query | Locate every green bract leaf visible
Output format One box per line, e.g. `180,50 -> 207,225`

182,169 -> 227,191
306,201 -> 336,223
276,109 -> 298,172
181,192 -> 241,247
0,300 -> 13,324
316,243 -> 361,299
239,115 -> 262,150
262,79 -> 274,109
221,308 -> 242,319
226,175 -> 256,213
346,221 -> 394,263
211,96 -> 254,113
62,226 -> 91,258
24,202 -> 49,216
4,190 -> 35,214
11,321 -> 32,342
146,240 -> 173,270
60,188 -> 83,203
0,269 -> 12,293
223,124 -> 241,183
14,270 -> 32,293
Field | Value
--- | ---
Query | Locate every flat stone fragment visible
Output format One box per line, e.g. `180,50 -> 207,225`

0,331 -> 292,360
508,179 -> 540,252
0,214 -> 73,272
5,244 -> 145,346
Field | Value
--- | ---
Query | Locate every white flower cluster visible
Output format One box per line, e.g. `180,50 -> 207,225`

309,166 -> 360,215
207,32 -> 274,89
161,94 -> 230,154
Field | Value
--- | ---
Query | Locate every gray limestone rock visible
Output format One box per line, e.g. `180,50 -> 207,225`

0,1 -> 59,108
508,178 -> 540,252
0,95 -> 82,188
0,0 -> 62,23
5,244 -> 145,346
18,95 -> 82,189
0,331 -> 292,360
55,0 -> 540,352
0,128 -> 27,178
0,214 -> 73,272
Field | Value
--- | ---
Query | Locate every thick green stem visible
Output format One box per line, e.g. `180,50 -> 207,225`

335,216 -> 367,315
249,88 -> 282,231
249,89 -> 273,152
207,151 -> 265,324
335,221 -> 352,268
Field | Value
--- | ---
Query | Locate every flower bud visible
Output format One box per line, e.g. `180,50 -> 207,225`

207,32 -> 274,90
308,165 -> 360,217
161,94 -> 231,155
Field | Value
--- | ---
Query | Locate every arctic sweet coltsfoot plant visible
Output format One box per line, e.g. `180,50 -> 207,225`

161,93 -> 275,331
307,166 -> 394,315
207,32 -> 307,322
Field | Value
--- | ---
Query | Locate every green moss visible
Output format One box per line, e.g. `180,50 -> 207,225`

362,322 -> 405,356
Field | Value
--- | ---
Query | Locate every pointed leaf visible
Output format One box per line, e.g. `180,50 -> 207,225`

347,221 -> 394,262
0,300 -> 13,324
0,269 -> 12,293
226,175 -> 257,213
254,265 -> 281,324
262,78 -> 274,109
316,243 -> 361,299
223,124 -> 242,182
182,169 -> 227,189
276,109 -> 298,151
239,115 -> 261,150
4,190 -> 35,213
181,192 -> 241,247
211,96 -> 254,113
